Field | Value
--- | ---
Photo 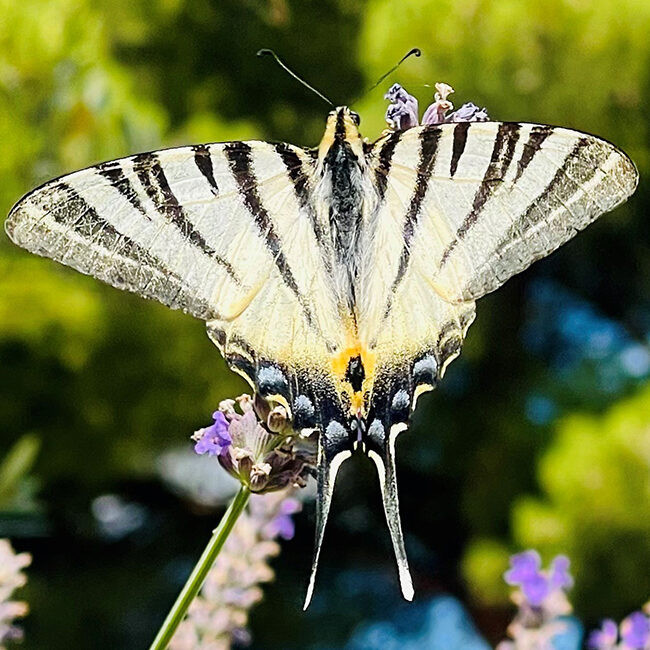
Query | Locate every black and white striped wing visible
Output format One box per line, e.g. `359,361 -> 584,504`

362,121 -> 637,372
5,142 -> 343,388
383,121 -> 636,301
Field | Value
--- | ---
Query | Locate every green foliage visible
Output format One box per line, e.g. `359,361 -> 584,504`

357,0 -> 650,172
462,384 -> 650,618
461,538 -> 511,606
0,433 -> 41,512
511,383 -> 650,618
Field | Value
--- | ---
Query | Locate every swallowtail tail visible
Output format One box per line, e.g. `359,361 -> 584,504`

5,107 -> 638,604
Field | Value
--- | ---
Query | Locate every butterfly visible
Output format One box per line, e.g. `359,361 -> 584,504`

5,106 -> 638,605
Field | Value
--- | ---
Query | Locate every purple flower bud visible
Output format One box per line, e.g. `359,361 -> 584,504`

384,82 -> 406,103
550,555 -> 573,590
422,82 -> 454,125
384,83 -> 419,130
505,550 -> 542,585
265,513 -> 295,540
621,611 -> 650,649
192,411 -> 232,457
588,619 -> 619,649
447,102 -> 490,123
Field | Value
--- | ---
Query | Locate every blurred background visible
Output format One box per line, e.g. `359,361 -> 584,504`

0,0 -> 649,647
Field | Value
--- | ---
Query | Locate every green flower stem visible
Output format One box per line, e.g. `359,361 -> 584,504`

149,485 -> 251,650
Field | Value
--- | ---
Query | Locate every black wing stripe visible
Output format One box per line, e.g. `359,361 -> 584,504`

513,124 -> 553,183
192,144 -> 219,195
224,142 -> 318,331
274,143 -> 333,275
440,122 -> 522,266
374,131 -> 401,202
52,182 -> 218,316
383,128 -> 442,316
131,152 -> 241,286
449,122 -> 470,177
97,162 -> 151,220
487,137 -> 593,261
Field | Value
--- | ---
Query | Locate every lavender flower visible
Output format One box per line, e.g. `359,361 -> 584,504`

498,549 -> 574,649
421,82 -> 455,125
192,411 -> 231,457
504,550 -> 573,611
589,619 -> 620,649
0,539 -> 31,648
384,83 -> 419,130
385,81 -> 489,131
192,394 -> 316,493
588,611 -> 650,650
504,550 -> 542,585
170,489 -> 302,650
620,611 -> 650,649
448,102 -> 490,122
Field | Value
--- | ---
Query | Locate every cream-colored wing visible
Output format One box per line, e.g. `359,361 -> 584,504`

6,141 -> 343,398
361,121 -> 637,384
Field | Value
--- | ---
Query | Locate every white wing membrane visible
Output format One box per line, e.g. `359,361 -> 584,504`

363,122 -> 638,372
5,141 -> 342,370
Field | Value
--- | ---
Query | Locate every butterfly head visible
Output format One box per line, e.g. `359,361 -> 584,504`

318,106 -> 365,162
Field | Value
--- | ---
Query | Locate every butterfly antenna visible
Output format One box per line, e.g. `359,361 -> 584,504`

257,49 -> 333,106
351,47 -> 421,104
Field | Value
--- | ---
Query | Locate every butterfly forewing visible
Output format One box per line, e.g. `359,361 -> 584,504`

384,122 -> 636,306
5,141 -> 344,393
363,122 -> 637,384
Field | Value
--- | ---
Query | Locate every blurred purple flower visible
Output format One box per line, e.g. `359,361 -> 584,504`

505,550 -> 542,585
171,489 -> 302,650
588,619 -> 619,649
192,410 -> 231,457
503,550 -> 573,608
384,83 -> 419,130
522,572 -> 551,607
621,611 -> 650,649
499,549 -> 575,648
0,540 -> 31,647
261,498 -> 301,540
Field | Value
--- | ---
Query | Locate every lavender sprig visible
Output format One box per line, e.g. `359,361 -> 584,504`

150,394 -> 315,650
497,550 -> 574,650
0,539 -> 31,649
170,489 -> 302,649
192,395 -> 315,493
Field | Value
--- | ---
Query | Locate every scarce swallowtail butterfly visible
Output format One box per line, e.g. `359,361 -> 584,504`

5,99 -> 638,605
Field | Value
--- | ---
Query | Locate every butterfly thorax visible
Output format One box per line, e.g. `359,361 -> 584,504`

317,107 -> 368,306
317,107 -> 377,422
